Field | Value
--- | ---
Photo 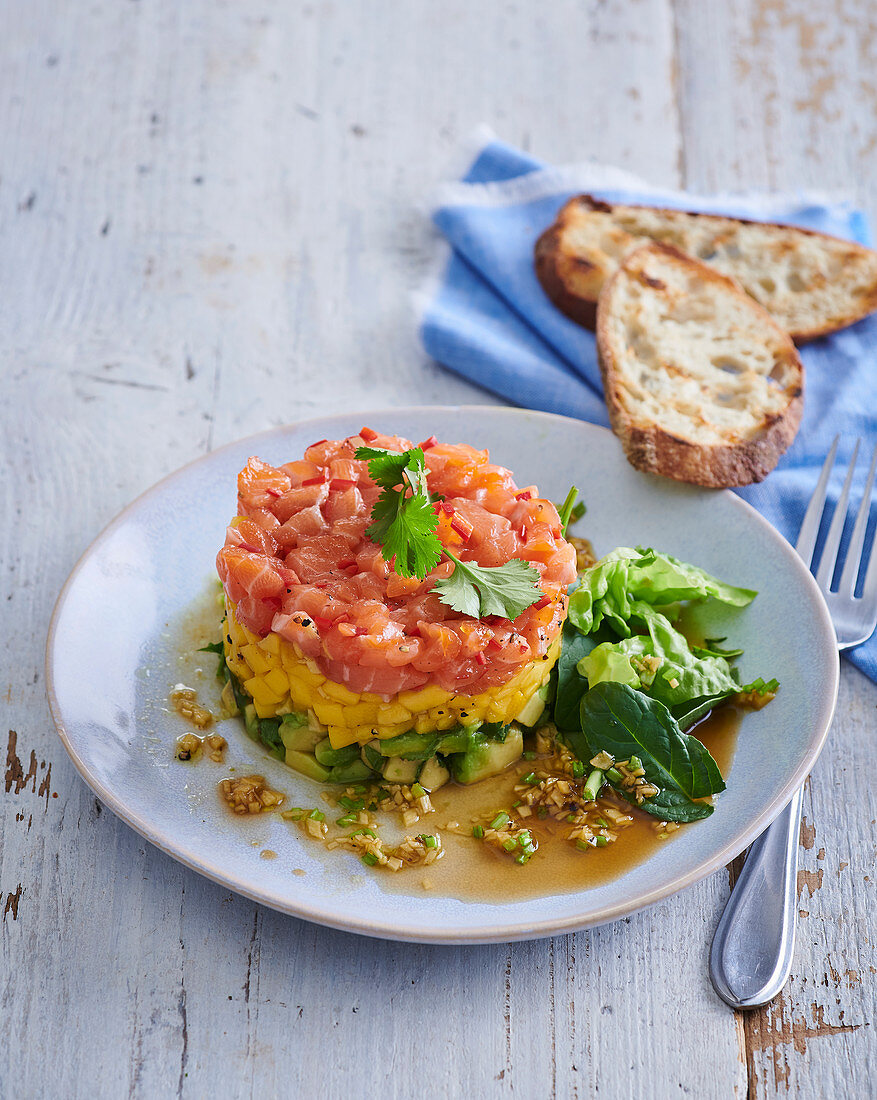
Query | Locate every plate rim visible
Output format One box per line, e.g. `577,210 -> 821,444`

45,405 -> 840,943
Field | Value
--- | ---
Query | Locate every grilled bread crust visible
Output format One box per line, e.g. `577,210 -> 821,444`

535,194 -> 877,343
596,243 -> 804,488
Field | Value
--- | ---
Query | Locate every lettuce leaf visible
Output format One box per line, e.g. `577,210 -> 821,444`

566,548 -> 639,636
578,602 -> 740,705
567,546 -> 756,638
567,548 -> 774,718
624,548 -> 757,607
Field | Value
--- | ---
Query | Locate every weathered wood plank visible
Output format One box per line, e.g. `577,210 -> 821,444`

736,667 -> 877,1097
673,0 -> 877,220
1,0 -> 874,1097
674,1 -> 877,1095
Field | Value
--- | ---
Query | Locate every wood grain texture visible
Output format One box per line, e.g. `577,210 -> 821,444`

0,1 -> 874,1097
673,3 -> 877,1095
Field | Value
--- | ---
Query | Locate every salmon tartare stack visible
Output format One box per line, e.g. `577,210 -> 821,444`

216,428 -> 578,788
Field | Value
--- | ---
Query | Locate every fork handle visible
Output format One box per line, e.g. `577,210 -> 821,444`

709,784 -> 803,1009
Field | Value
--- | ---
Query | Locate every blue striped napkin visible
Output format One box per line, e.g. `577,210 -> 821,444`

421,136 -> 877,683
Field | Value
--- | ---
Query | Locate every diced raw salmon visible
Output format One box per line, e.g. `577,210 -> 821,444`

218,430 -> 576,696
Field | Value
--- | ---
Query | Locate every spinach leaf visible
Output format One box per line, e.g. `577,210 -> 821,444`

554,621 -> 598,730
580,682 -> 725,798
227,670 -> 250,713
671,693 -> 732,730
570,682 -> 725,823
637,788 -> 715,822
258,717 -> 285,760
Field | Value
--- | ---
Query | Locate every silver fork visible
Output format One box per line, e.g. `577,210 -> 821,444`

710,436 -> 877,1009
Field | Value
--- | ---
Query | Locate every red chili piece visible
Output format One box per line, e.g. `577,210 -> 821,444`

450,514 -> 473,540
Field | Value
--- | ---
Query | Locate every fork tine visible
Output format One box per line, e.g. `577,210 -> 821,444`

838,441 -> 877,598
816,439 -> 861,591
858,473 -> 877,605
796,436 -> 839,566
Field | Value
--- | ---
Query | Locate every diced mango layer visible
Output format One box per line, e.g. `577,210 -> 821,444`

224,599 -> 560,750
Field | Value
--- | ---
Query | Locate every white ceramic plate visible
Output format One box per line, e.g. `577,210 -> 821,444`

46,407 -> 838,943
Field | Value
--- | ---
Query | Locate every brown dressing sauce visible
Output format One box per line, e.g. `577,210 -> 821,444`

377,707 -> 741,904
175,586 -> 742,903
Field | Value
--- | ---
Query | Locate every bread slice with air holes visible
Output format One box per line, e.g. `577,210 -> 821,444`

534,194 -> 877,343
596,242 -> 804,488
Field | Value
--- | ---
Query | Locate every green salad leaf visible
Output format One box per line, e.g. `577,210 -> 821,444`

555,545 -> 777,824
579,601 -> 743,707
198,640 -> 228,681
691,637 -> 745,660
566,547 -> 775,719
553,620 -> 598,730
624,548 -> 757,607
569,682 -> 724,822
567,548 -> 640,636
568,547 -> 756,636
670,693 -> 734,731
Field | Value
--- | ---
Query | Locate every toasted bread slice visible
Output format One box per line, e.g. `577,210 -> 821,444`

596,243 -> 804,488
535,195 -> 877,342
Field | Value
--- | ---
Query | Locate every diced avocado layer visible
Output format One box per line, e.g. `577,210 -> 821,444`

280,721 -> 323,753
383,757 -> 419,784
418,757 -> 451,791
516,684 -> 549,728
226,666 -> 524,786
284,749 -> 331,782
450,727 -> 524,784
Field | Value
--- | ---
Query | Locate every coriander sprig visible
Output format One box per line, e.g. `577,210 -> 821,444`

434,548 -> 542,620
355,445 -> 543,620
355,446 -> 442,579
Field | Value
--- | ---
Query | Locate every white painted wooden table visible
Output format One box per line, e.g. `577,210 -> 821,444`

3,2 -> 874,1096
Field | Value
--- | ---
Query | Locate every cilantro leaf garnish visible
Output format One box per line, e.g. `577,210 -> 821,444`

355,446 -> 442,579
355,443 -> 543,619
373,489 -> 443,579
435,549 -> 542,619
